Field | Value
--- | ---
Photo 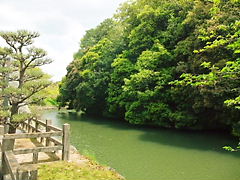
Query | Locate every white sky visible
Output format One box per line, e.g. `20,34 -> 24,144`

0,0 -> 127,81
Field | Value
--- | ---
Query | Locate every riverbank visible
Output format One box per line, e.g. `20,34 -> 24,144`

15,138 -> 125,180
30,105 -> 57,115
38,161 -> 124,180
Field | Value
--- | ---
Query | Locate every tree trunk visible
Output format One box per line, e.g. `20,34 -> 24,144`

8,103 -> 18,149
6,125 -> 16,150
9,103 -> 18,133
9,103 -> 18,134
8,125 -> 16,134
11,103 -> 19,115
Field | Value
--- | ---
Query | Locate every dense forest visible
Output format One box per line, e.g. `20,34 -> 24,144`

58,0 -> 240,135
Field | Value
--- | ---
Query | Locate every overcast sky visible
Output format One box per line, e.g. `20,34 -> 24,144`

0,0 -> 127,81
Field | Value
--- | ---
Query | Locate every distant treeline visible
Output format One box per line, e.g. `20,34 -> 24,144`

57,0 -> 240,135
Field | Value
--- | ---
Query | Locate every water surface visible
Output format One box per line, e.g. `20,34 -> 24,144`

42,110 -> 240,180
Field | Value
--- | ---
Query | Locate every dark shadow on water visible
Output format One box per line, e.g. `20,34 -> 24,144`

49,110 -> 240,158
139,128 -> 240,156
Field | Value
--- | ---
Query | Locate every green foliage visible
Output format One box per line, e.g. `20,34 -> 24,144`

107,55 -> 135,117
45,98 -> 59,107
0,30 -> 52,130
0,110 -> 10,123
11,113 -> 32,123
223,145 -> 240,152
225,96 -> 240,109
74,19 -> 116,59
34,82 -> 60,106
59,0 -> 240,133
58,18 -> 126,115
171,0 -> 240,132
74,38 -> 115,115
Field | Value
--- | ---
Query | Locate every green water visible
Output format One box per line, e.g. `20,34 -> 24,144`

42,110 -> 240,180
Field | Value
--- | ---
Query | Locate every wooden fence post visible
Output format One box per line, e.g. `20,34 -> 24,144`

17,169 -> 28,180
29,168 -> 38,180
20,122 -> 24,132
2,138 -> 14,152
17,165 -> 38,180
35,120 -> 39,133
0,125 -> 4,178
34,119 -> 40,142
0,125 -> 4,137
4,118 -> 10,134
40,120 -> 44,143
32,152 -> 38,164
62,123 -> 70,161
27,119 -> 31,133
46,119 -> 52,146
1,140 -> 15,179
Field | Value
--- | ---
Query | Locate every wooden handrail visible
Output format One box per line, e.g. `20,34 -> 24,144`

20,123 -> 41,132
48,125 -> 62,132
4,151 -> 19,180
49,137 -> 62,145
13,145 -> 63,155
3,131 -> 62,140
35,119 -> 47,127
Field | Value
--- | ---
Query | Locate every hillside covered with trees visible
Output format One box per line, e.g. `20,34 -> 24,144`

58,0 -> 240,135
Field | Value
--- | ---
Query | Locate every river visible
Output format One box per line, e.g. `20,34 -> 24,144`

42,110 -> 240,180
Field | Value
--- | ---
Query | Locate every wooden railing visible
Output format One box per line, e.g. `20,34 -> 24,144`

0,125 -> 37,180
0,118 -> 70,180
19,118 -> 70,161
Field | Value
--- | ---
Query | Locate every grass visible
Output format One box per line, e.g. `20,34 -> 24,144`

81,149 -> 99,163
38,161 -> 125,180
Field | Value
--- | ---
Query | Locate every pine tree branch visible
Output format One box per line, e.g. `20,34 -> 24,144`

18,83 -> 51,104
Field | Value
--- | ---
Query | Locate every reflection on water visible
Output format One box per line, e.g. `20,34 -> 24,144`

42,110 -> 240,180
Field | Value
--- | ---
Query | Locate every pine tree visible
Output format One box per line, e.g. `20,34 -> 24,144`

0,30 -> 52,133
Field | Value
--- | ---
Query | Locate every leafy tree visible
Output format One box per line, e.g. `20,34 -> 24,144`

0,30 -> 52,133
59,0 -> 240,135
121,42 -> 194,127
171,1 -> 240,132
57,62 -> 81,109
74,19 -> 117,59
107,54 -> 135,118
75,38 -> 114,115
58,18 -> 126,115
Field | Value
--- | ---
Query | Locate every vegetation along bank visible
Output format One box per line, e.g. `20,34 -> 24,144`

57,0 -> 240,138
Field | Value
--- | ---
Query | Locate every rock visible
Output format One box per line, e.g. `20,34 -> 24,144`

18,104 -> 31,114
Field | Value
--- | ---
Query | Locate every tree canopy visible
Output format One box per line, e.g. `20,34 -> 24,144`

0,30 -> 52,133
58,0 -> 240,135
